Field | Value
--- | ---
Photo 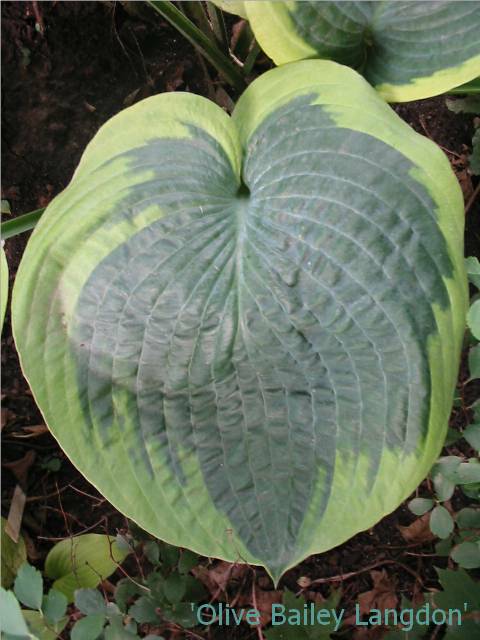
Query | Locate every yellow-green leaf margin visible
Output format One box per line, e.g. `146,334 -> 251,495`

244,1 -> 480,102
12,60 -> 467,582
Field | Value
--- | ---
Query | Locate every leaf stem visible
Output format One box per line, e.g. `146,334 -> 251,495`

450,77 -> 480,95
205,1 -> 229,54
2,208 -> 45,239
243,41 -> 261,76
146,1 -> 246,92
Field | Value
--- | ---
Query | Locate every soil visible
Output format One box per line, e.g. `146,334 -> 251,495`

1,3 -> 479,640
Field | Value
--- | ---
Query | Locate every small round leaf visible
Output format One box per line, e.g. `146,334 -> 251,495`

163,573 -> 186,605
0,587 -> 30,637
74,588 -> 107,616
430,505 -> 454,539
14,562 -> 43,610
451,542 -> 480,569
143,542 -> 160,566
465,256 -> 480,290
128,597 -> 159,624
468,344 -> 480,380
43,589 -> 68,625
456,507 -> 480,530
468,300 -> 480,340
463,424 -> 480,451
456,460 -> 480,485
71,614 -> 106,640
408,498 -> 434,516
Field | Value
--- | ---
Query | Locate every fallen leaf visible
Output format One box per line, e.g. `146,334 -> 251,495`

2,450 -> 36,485
37,187 -> 49,203
398,512 -> 435,543
1,407 -> 15,429
230,19 -> 247,51
411,591 -> 425,608
257,575 -> 272,589
5,485 -> 27,544
297,575 -> 311,589
215,87 -> 235,113
237,586 -> 282,626
451,154 -> 474,203
1,186 -> 20,201
360,570 -> 397,613
352,627 -> 388,640
303,590 -> 332,606
13,424 -> 49,438
345,570 -> 397,626
455,168 -> 474,203
123,87 -> 140,107
23,530 -> 41,562
191,560 -> 247,596
165,62 -> 185,92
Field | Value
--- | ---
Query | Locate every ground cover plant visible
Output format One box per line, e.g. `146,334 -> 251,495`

1,2 -> 480,639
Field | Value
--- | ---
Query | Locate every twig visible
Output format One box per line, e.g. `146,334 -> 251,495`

67,484 -> 105,503
206,1 -> 229,53
109,1 -> 139,79
229,568 -> 249,608
465,182 -> 480,215
38,505 -> 90,530
251,569 -> 265,640
37,516 -> 106,540
208,560 -> 237,604
309,558 -> 422,586
104,525 -> 149,592
165,622 -> 205,640
194,49 -> 217,102
419,115 -> 463,159
25,485 -> 69,502
376,539 -> 434,551
55,480 -> 71,537
124,517 -> 145,581
31,1 -> 45,34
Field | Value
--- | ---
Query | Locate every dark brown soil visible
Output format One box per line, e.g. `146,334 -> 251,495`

2,3 -> 480,640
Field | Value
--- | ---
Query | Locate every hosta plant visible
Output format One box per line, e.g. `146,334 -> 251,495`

239,1 -> 480,102
13,60 -> 467,582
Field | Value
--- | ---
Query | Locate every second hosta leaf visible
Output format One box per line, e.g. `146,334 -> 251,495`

13,60 -> 467,581
244,1 -> 480,102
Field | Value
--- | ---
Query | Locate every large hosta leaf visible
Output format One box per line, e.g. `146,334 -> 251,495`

1,246 -> 8,331
245,1 -> 480,102
13,60 -> 467,581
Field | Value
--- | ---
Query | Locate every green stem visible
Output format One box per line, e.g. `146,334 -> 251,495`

146,1 -> 245,92
206,1 -> 229,54
243,41 -> 261,76
1,208 -> 44,239
182,1 -> 212,40
450,77 -> 480,95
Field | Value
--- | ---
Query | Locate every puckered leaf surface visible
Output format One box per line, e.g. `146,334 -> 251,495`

12,60 -> 467,581
244,1 -> 480,102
